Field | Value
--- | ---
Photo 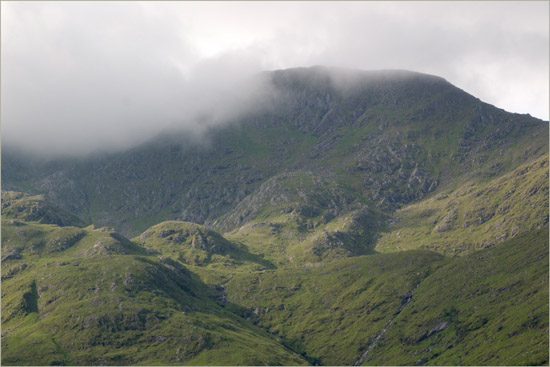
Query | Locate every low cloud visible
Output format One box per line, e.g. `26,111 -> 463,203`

2,2 -> 548,157
1,2 -> 274,157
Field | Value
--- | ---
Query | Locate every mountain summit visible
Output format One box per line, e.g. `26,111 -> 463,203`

2,66 -> 548,365
3,66 -> 546,236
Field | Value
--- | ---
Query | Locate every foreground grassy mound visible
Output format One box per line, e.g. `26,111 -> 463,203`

133,220 -> 276,284
1,218 -> 306,365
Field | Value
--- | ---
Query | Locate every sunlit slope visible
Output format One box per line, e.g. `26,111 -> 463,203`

376,154 -> 548,255
1,215 -> 306,365
363,229 -> 549,366
222,230 -> 548,366
2,190 -> 547,365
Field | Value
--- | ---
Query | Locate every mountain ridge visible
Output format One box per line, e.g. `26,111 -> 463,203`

2,65 -> 548,365
3,66 -> 547,237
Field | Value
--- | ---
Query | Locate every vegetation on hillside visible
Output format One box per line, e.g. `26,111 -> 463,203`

1,67 -> 548,365
1,217 -> 307,365
376,155 -> 549,256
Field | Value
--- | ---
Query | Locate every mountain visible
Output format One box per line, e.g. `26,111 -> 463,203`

2,66 -> 548,365
3,67 -> 547,239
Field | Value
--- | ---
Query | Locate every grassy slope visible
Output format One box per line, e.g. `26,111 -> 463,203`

376,154 -> 548,256
1,218 -> 306,366
364,228 -> 549,366
222,230 -> 548,366
2,189 -> 548,365
224,250 -> 445,366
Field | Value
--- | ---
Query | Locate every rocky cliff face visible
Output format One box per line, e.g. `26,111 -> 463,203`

2,67 -> 548,237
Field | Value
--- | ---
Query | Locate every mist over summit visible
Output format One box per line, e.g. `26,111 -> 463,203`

1,61 -> 276,158
3,65 -> 531,159
3,65 -> 547,235
3,1 -> 548,156
2,61 -> 548,365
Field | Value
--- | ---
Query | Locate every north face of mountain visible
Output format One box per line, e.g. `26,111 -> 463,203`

2,66 -> 548,243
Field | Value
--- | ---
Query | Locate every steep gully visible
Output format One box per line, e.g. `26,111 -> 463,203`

354,289 -> 415,366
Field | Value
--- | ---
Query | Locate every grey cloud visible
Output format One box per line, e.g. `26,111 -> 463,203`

1,1 -> 548,157
251,2 -> 549,119
1,2 -> 272,157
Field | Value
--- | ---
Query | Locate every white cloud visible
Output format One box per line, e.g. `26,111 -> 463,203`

1,1 -> 548,156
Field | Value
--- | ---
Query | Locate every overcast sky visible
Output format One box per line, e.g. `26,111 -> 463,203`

2,1 -> 548,156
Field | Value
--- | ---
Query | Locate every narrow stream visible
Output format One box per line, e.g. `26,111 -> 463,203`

353,290 -> 414,366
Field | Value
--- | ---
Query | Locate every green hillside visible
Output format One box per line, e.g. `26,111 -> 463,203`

223,229 -> 548,366
1,66 -> 548,365
364,229 -> 549,366
1,216 -> 306,365
3,199 -> 546,365
376,154 -> 549,256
